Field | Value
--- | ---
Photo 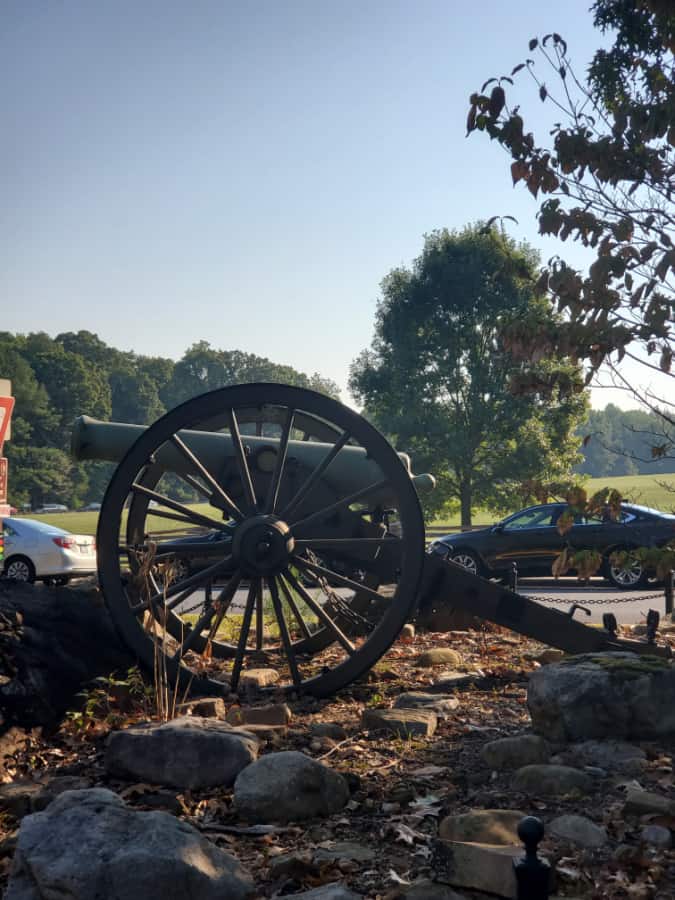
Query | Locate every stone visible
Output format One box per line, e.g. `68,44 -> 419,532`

640,825 -> 672,849
176,697 -> 226,718
552,739 -> 646,775
400,623 -> 415,640
394,692 -> 459,716
234,751 -> 349,822
549,814 -> 608,848
434,840 -> 522,899
282,884 -> 362,899
527,652 -> 675,742
0,776 -> 91,818
438,809 -> 525,845
361,707 -> 437,737
481,735 -> 550,770
313,841 -> 376,863
417,648 -> 464,668
5,788 -> 254,900
105,716 -> 259,790
512,764 -> 593,797
431,671 -> 483,691
623,787 -> 675,817
226,703 -> 292,726
310,722 -> 348,741
524,648 -> 565,665
239,668 -> 280,688
233,723 -> 287,744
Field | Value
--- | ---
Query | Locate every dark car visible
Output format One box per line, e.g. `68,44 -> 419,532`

428,502 -> 675,589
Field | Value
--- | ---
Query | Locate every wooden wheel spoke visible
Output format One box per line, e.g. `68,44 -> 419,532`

169,433 -> 244,521
278,573 -> 313,640
230,579 -> 259,691
255,581 -> 264,650
172,570 -> 241,660
291,555 -> 384,606
280,429 -> 351,520
283,568 -> 356,655
264,407 -> 295,515
227,408 -> 258,513
131,483 -> 229,531
130,554 -> 234,612
289,478 -> 389,534
267,577 -> 302,688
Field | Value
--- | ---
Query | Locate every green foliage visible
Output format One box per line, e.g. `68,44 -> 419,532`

350,225 -> 588,526
578,404 -> 675,476
468,0 -> 675,389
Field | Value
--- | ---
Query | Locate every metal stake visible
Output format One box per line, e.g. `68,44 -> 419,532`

513,816 -> 550,900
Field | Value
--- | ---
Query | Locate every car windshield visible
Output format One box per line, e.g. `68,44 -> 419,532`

8,518 -> 69,536
623,503 -> 675,520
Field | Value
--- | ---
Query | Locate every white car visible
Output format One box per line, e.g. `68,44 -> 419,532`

1,518 -> 96,585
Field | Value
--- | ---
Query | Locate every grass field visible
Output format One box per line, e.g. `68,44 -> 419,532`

10,472 -> 675,535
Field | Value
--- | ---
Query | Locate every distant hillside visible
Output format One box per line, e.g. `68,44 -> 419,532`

577,404 -> 675,477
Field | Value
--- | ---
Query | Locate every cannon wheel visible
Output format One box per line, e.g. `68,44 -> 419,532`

97,383 -> 425,697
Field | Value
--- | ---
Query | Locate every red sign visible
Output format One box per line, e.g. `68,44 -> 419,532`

0,397 -> 14,453
0,458 -> 7,504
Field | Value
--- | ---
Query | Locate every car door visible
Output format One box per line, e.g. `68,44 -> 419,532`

492,505 -> 566,574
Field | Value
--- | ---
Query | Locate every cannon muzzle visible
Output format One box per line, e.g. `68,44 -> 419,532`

71,416 -> 435,504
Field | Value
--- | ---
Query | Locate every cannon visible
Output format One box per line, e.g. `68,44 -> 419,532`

71,382 -> 670,698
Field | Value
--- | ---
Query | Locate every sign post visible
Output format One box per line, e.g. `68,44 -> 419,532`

0,379 -> 14,517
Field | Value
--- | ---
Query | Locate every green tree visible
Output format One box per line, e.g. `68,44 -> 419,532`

467,1 -> 674,400
349,226 -> 588,527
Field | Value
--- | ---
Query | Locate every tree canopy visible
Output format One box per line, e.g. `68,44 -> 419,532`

0,332 -> 340,509
349,226 -> 588,526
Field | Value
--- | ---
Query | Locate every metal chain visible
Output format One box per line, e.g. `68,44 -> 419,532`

520,590 -> 665,606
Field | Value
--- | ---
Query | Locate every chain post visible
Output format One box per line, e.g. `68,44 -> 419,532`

513,816 -> 550,900
665,571 -> 674,623
509,562 -> 518,593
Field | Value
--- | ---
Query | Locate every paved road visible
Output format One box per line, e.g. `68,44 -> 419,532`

517,577 -> 671,626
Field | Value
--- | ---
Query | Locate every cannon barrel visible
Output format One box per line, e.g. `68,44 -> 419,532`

71,416 -> 435,501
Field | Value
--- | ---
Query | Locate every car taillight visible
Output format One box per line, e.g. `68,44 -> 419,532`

53,536 -> 77,549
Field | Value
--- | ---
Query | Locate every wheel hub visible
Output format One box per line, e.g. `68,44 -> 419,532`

232,515 -> 295,576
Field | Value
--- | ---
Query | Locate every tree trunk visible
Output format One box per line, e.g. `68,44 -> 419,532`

0,580 -> 134,729
459,481 -> 472,530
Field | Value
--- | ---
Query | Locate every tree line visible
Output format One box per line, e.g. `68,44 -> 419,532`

0,331 -> 339,509
577,404 -> 675,478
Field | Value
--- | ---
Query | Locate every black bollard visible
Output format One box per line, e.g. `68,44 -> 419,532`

508,562 -> 518,592
513,816 -> 550,900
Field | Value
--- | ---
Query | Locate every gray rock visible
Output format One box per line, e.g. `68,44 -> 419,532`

641,825 -> 672,849
434,840 -> 522,899
310,722 -> 348,741
481,735 -> 550,770
400,623 -> 416,640
361,707 -> 437,737
313,841 -> 376,863
105,716 -> 259,789
438,809 -> 525,845
239,668 -> 280,688
5,788 -> 254,900
552,739 -> 646,775
226,703 -> 292,726
527,652 -> 675,741
282,884 -> 362,899
417,648 -> 464,668
0,776 -> 91,818
623,787 -> 675,817
512,764 -> 593,797
234,751 -> 349,822
394,692 -> 460,716
431,671 -> 483,691
175,697 -> 226,718
549,814 -> 608,848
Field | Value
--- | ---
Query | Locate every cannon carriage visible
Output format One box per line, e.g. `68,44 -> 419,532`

71,382 -> 670,698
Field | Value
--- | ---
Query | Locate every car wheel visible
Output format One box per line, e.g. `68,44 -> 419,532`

4,556 -> 36,583
449,550 -> 482,577
605,552 -> 647,590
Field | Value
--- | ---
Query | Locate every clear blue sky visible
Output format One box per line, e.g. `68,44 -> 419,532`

2,0 -> 666,407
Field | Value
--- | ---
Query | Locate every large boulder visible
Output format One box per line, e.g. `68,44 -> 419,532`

105,716 -> 259,789
234,750 -> 349,822
6,788 -> 254,900
527,653 -> 675,742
